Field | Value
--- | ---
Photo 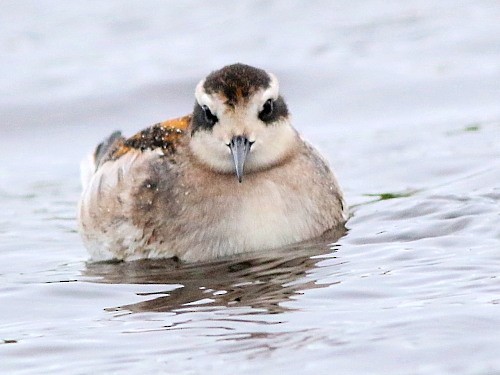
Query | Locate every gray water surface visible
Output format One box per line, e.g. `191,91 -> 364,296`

1,1 -> 500,374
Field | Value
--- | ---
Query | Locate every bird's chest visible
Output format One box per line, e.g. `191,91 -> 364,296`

206,179 -> 312,251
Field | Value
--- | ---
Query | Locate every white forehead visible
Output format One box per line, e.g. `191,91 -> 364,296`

195,79 -> 214,108
194,72 -> 280,110
263,72 -> 279,100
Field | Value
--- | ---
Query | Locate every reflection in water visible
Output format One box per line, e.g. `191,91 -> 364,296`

84,226 -> 346,314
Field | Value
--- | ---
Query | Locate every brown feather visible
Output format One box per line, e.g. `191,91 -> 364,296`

110,115 -> 192,161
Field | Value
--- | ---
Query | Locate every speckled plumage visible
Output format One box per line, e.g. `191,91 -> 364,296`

78,63 -> 347,262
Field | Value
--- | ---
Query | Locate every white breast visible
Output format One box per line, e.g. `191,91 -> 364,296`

237,181 -> 306,248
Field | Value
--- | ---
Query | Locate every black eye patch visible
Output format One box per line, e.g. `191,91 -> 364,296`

259,99 -> 273,120
191,103 -> 218,134
258,96 -> 289,124
202,105 -> 218,126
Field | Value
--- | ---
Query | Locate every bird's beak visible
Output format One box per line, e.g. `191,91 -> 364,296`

229,136 -> 252,183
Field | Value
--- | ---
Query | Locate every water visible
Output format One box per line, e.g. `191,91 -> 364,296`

1,1 -> 500,374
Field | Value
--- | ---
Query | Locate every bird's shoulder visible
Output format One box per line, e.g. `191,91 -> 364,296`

110,115 -> 192,161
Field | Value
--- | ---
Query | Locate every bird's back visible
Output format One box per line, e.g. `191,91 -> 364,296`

78,116 -> 192,261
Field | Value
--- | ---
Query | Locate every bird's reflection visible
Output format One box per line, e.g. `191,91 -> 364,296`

84,226 -> 346,314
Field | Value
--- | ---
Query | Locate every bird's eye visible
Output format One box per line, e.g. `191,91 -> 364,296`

202,105 -> 218,126
259,99 -> 274,121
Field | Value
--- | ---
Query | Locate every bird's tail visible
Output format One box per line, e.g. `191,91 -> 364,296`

80,131 -> 124,190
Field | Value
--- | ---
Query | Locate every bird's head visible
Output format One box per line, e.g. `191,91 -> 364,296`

189,63 -> 298,182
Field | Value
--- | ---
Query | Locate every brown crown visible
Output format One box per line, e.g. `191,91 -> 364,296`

203,63 -> 271,107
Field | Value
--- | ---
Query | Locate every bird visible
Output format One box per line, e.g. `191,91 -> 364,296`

78,63 -> 347,262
